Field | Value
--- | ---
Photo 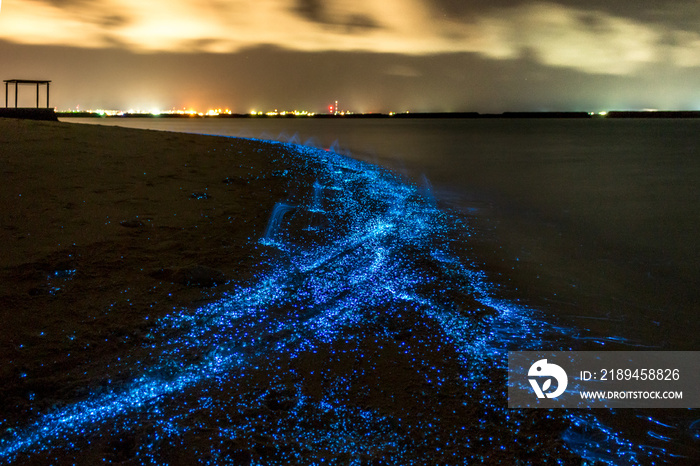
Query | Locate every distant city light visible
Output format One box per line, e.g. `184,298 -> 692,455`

57,102 -> 369,118
59,106 -> 320,117
249,109 -> 316,117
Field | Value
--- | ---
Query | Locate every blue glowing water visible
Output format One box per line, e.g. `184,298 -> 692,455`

261,202 -> 296,245
63,118 -> 700,346
0,140 -> 568,462
50,118 -> 700,463
309,180 -> 325,213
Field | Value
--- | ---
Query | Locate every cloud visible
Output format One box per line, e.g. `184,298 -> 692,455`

473,2 -> 661,75
668,30 -> 700,67
292,0 -> 379,32
0,0 -> 699,75
0,0 -> 424,52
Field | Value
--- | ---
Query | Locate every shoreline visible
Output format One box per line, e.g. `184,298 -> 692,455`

0,118 -> 638,463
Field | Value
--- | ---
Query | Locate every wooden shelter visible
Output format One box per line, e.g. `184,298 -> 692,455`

4,79 -> 51,108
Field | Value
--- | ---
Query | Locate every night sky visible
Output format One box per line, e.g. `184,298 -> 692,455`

1,0 -> 699,113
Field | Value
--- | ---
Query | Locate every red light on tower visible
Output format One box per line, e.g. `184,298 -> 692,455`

328,101 -> 340,114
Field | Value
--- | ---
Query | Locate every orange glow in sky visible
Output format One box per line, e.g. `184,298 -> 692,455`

2,1 -> 700,112
0,0 -> 699,76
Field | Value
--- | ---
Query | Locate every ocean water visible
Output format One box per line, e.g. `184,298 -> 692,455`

62,116 -> 700,461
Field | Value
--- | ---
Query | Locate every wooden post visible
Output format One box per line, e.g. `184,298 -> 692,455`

36,82 -> 40,108
14,82 -> 18,108
46,83 -> 50,108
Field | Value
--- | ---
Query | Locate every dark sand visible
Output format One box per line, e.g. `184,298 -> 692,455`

0,118 -> 298,421
0,119 -> 577,464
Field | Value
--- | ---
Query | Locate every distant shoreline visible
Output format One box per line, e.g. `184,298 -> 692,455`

57,110 -> 700,119
5,108 -> 700,122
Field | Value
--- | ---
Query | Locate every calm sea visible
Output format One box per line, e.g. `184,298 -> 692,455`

62,116 -> 700,461
63,116 -> 699,352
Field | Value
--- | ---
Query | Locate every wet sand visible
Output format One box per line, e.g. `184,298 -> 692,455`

0,118 -> 577,464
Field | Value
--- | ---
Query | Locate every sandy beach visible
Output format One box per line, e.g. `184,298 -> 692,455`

0,118 -> 577,464
0,119 -> 300,388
